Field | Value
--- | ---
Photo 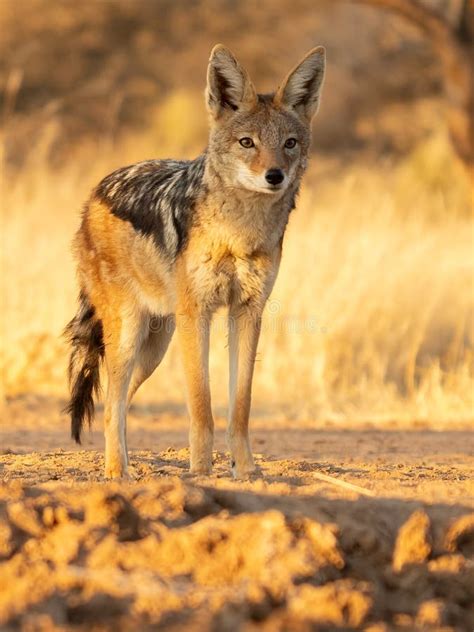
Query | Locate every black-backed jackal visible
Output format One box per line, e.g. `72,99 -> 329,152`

65,45 -> 325,479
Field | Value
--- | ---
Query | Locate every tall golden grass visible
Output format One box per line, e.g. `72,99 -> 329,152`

1,95 -> 473,423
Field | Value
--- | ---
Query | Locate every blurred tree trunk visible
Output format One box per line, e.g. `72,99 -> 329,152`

349,0 -> 473,168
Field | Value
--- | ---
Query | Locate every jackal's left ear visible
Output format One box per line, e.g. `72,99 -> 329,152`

206,44 -> 257,118
274,47 -> 326,122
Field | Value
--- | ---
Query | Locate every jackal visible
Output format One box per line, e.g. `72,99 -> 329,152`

65,44 -> 325,479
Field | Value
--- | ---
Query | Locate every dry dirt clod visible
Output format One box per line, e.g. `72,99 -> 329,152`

416,599 -> 448,626
444,513 -> 474,556
288,580 -> 372,627
427,554 -> 466,574
392,509 -> 432,572
290,516 -> 345,570
0,520 -> 14,559
364,624 -> 390,632
7,501 -> 44,537
84,491 -> 143,542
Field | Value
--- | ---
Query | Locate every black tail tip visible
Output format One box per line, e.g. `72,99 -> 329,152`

63,400 -> 84,445
71,428 -> 82,445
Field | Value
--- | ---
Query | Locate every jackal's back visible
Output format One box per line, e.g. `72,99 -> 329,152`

94,154 -> 207,258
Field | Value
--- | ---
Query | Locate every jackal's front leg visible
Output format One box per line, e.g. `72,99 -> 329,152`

177,309 -> 214,474
227,304 -> 262,479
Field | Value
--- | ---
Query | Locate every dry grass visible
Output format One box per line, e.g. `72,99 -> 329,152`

1,103 -> 472,424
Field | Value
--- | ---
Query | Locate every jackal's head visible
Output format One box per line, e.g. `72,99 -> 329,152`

206,44 -> 325,196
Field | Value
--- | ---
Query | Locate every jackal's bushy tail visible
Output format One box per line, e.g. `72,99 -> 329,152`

64,291 -> 104,443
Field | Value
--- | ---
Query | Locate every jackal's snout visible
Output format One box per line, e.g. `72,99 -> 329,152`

265,168 -> 285,186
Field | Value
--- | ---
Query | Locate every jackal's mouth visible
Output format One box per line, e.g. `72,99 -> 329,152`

262,183 -> 285,194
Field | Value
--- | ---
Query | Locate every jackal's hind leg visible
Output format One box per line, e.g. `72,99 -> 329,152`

127,315 -> 175,407
103,310 -> 146,479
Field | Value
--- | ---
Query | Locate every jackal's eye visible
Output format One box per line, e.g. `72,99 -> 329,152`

284,138 -> 297,149
239,137 -> 255,148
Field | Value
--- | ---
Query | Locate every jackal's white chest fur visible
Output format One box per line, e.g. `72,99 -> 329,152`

182,216 -> 282,312
193,251 -> 268,309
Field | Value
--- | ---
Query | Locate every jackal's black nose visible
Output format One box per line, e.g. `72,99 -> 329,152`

265,169 -> 284,185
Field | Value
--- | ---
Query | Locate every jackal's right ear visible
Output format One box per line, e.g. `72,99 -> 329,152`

274,47 -> 326,122
206,44 -> 257,118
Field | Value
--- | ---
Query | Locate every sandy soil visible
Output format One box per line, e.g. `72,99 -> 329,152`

1,395 -> 473,631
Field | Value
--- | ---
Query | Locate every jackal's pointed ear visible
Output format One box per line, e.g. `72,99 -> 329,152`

206,44 -> 257,118
274,47 -> 325,122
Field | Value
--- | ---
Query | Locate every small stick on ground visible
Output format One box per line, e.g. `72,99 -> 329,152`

312,471 -> 376,497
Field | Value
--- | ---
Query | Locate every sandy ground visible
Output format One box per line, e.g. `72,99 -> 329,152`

1,395 -> 473,631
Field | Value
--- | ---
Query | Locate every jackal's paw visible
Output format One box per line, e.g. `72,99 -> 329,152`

104,462 -> 133,480
105,469 -> 126,480
189,448 -> 213,476
123,466 -> 138,481
189,463 -> 213,477
231,460 -> 262,480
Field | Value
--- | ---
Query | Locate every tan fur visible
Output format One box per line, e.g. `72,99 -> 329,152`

69,44 -> 325,478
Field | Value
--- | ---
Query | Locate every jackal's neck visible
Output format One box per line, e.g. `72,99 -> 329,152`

196,151 -> 298,254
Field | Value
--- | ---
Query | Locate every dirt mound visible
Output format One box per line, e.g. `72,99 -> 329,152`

1,475 -> 473,631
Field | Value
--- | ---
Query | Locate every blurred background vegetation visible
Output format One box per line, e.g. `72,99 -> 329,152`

2,0 -> 471,166
1,0 -> 472,423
